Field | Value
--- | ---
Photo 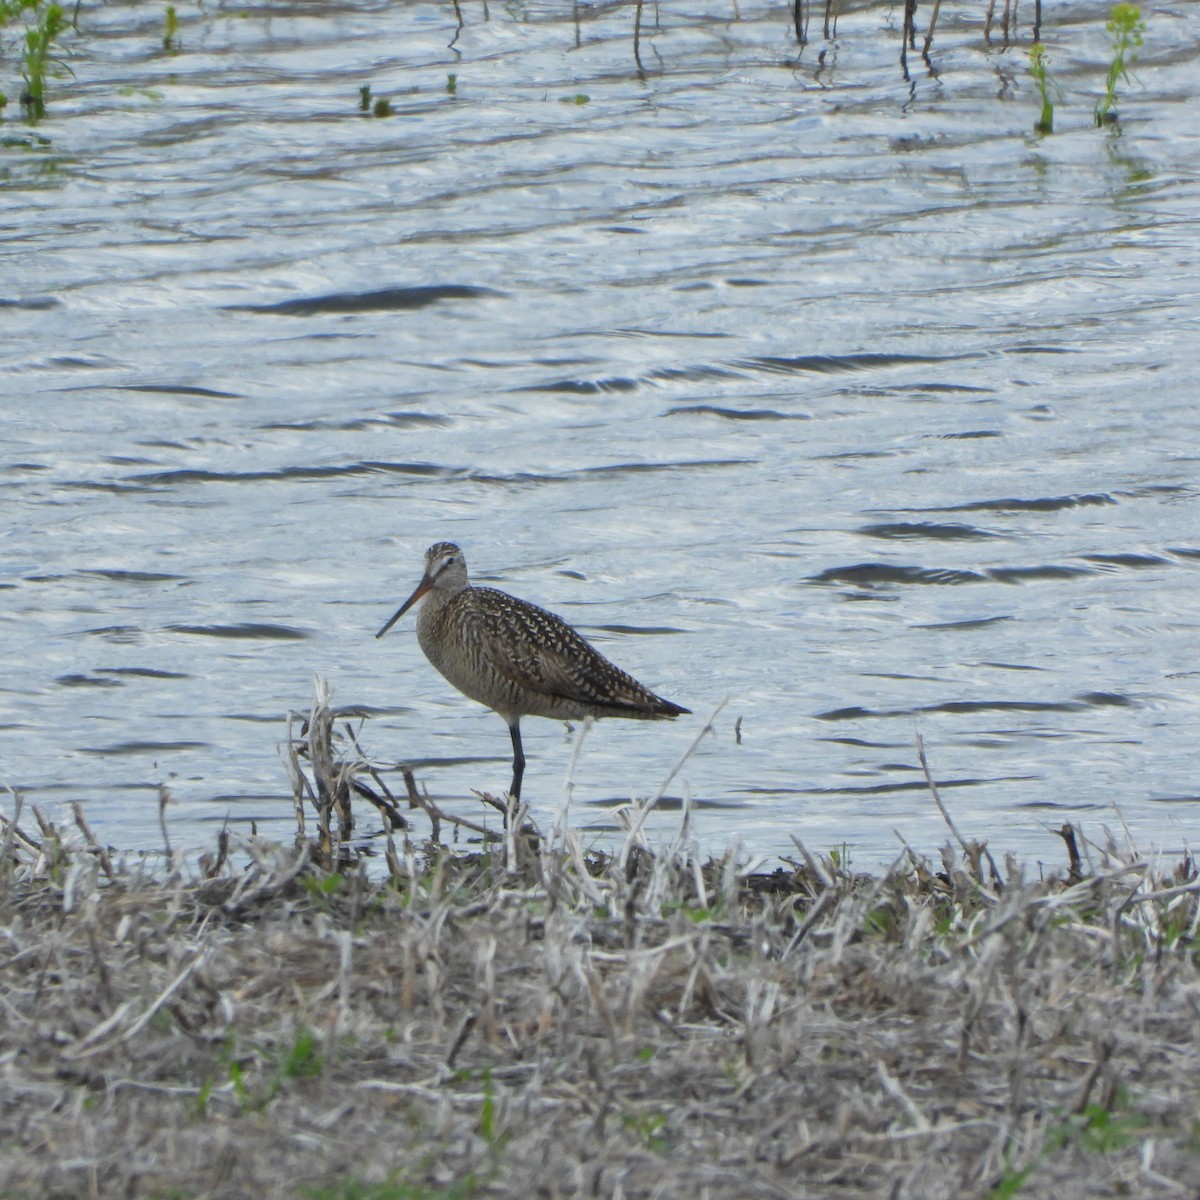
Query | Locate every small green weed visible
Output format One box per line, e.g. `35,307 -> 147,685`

1157,901 -> 1192,949
1028,43 -> 1061,134
987,1150 -> 1037,1200
118,86 -> 164,101
990,1085 -> 1146,1196
195,1073 -> 214,1117
357,85 -> 393,118
1095,3 -> 1145,126
258,1027 -> 323,1108
303,871 -> 344,903
661,900 -> 712,922
163,4 -> 179,52
227,1050 -> 249,1107
559,93 -> 588,105
621,1109 -> 670,1152
1045,1093 -> 1144,1153
0,0 -> 40,24
863,906 -> 896,937
478,1069 -> 495,1141
446,73 -> 457,95
197,1028 -> 322,1116
21,2 -> 68,121
149,1006 -> 176,1034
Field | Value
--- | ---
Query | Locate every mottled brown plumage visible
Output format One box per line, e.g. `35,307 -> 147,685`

376,542 -> 689,799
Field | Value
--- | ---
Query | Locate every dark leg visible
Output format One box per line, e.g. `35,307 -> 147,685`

508,718 -> 525,801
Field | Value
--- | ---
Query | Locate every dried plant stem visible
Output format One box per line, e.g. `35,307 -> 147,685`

617,699 -> 727,871
916,731 -> 969,855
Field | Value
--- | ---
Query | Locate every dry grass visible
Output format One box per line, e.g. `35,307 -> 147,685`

3,685 -> 1200,1199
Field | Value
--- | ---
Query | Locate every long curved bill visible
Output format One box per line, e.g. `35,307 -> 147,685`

375,574 -> 434,639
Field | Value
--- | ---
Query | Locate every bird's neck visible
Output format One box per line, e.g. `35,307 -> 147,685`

417,583 -> 466,628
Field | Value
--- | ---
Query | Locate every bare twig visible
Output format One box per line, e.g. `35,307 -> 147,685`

71,802 -> 115,880
916,733 -> 970,857
617,699 -> 727,871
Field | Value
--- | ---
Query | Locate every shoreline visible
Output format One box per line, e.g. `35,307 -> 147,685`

3,695 -> 1200,1198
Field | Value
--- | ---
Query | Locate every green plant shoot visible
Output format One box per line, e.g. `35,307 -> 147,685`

1028,43 -> 1060,134
0,1 -> 41,25
22,3 -> 67,121
164,5 -> 179,52
1095,3 -> 1145,126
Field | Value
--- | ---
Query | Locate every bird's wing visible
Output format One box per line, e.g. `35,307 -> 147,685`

472,588 -> 644,709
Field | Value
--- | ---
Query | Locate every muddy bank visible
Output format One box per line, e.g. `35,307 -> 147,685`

3,752 -> 1199,1199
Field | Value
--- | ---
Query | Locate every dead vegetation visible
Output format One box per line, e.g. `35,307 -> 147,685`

3,684 -> 1200,1199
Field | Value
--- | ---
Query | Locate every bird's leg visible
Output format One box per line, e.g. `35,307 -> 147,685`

508,718 -> 525,802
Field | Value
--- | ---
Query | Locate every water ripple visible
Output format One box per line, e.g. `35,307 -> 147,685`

166,623 -> 309,641
228,284 -> 505,315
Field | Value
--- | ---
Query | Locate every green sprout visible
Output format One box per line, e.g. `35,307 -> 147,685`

21,2 -> 67,121
1095,3 -> 1145,126
0,1 -> 40,24
357,84 -> 392,117
163,4 -> 179,52
1028,42 -> 1061,134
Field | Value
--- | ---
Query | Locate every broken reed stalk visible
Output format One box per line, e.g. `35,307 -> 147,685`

916,730 -> 969,855
984,0 -> 1021,43
792,0 -> 807,44
616,697 -> 726,873
900,0 -> 918,77
551,714 -> 592,846
71,800 -> 115,880
0,788 -> 27,896
922,0 -> 943,65
305,678 -> 353,857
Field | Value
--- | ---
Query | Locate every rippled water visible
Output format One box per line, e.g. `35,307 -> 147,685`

4,0 -> 1199,867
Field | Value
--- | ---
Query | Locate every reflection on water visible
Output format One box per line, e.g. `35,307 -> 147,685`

2,1 -> 1200,867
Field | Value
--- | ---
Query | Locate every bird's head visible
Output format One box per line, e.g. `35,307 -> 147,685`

376,542 -> 470,639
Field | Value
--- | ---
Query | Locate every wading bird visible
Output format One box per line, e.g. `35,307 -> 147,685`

376,542 -> 689,800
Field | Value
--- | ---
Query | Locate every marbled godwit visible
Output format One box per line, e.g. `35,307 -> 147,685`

376,542 -> 689,800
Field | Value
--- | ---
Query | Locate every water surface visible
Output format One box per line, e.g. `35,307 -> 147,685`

3,0 -> 1199,868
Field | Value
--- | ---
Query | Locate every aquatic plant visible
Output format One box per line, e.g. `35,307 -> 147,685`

356,83 -> 392,116
163,4 -> 178,52
355,84 -> 393,117
1028,42 -> 1060,134
20,1 -> 67,120
0,0 -> 40,25
1095,3 -> 1145,126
